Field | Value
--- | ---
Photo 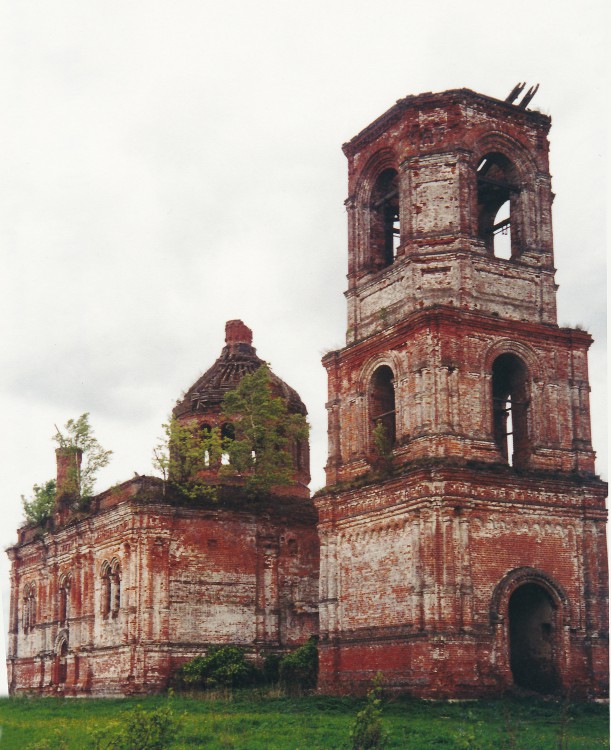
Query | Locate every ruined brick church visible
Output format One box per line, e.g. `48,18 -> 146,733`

7,88 -> 608,699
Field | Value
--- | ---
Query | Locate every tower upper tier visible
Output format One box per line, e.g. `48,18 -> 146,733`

343,88 -> 556,344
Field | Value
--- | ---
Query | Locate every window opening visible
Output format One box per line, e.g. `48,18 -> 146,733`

492,200 -> 511,259
369,365 -> 396,448
370,169 -> 400,269
201,423 -> 212,466
477,154 -> 520,257
221,423 -> 234,465
101,563 -> 111,618
23,584 -> 36,634
59,575 -> 70,626
57,640 -> 68,684
110,561 -> 121,618
492,354 -> 529,468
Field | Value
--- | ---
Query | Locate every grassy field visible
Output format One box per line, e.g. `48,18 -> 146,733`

0,691 -> 608,749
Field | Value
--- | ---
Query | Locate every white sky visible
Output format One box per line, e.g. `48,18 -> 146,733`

0,0 -> 607,696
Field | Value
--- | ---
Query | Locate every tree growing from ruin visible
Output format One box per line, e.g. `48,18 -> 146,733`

21,414 -> 111,526
53,412 -> 113,501
154,365 -> 309,499
221,365 -> 309,496
153,416 -> 222,501
21,479 -> 57,527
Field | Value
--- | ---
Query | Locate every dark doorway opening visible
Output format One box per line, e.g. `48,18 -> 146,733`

509,583 -> 560,694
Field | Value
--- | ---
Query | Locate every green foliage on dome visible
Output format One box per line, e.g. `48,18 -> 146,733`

154,365 -> 309,500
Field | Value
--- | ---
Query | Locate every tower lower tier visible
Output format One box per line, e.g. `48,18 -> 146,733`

314,465 -> 608,698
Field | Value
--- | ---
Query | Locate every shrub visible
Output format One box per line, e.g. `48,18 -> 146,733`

177,645 -> 260,689
88,700 -> 179,750
262,652 -> 281,684
116,702 -> 178,750
278,637 -> 318,691
350,673 -> 388,750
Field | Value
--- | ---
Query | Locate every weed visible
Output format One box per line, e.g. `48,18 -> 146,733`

350,673 -> 388,750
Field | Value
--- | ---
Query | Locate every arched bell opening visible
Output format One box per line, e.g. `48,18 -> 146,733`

477,153 -> 521,258
509,583 -> 561,694
370,169 -> 400,270
492,353 -> 530,469
369,365 -> 396,451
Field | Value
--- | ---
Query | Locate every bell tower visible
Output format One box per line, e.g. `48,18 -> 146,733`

316,89 -> 608,698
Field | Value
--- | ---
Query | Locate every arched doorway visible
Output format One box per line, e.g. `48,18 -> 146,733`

509,583 -> 559,693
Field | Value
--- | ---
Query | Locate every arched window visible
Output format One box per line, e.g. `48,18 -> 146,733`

477,153 -> 520,258
101,559 -> 121,619
100,561 -> 111,618
57,638 -> 68,684
23,583 -> 36,634
221,422 -> 235,465
370,169 -> 400,269
110,559 -> 121,617
369,365 -> 396,449
58,573 -> 71,627
492,353 -> 530,468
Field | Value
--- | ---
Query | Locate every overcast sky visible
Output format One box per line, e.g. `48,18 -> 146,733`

0,0 -> 607,696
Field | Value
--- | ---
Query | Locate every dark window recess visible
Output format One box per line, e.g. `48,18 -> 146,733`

288,539 -> 298,556
370,169 -> 400,269
101,561 -> 121,619
59,583 -> 69,626
23,584 -> 36,634
111,567 -> 121,617
57,640 -> 68,684
221,423 -> 234,465
370,365 -> 396,447
101,567 -> 111,618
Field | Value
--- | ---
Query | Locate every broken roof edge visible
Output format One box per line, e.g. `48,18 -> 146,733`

342,87 -> 551,158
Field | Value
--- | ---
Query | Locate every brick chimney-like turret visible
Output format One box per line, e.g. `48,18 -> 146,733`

55,447 -> 83,500
225,319 -> 253,347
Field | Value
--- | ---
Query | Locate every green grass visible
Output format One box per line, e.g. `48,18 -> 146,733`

0,691 -> 608,749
